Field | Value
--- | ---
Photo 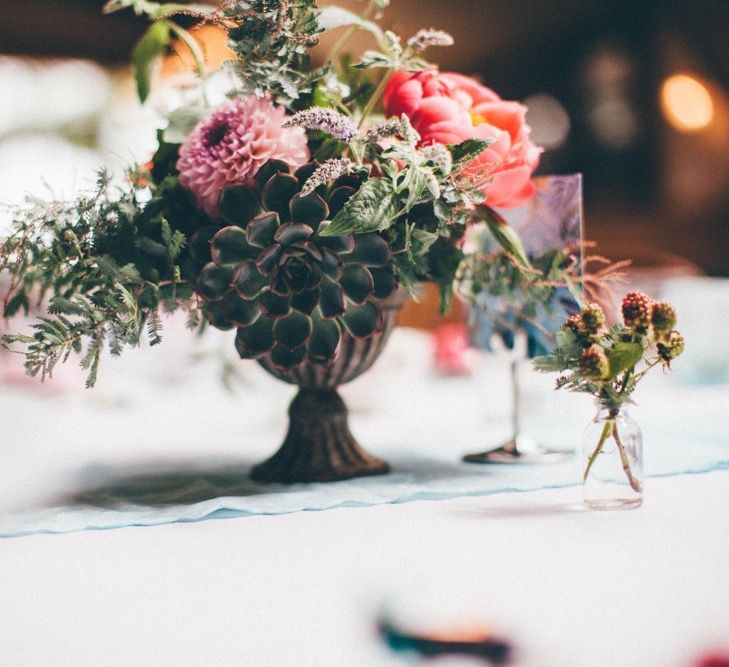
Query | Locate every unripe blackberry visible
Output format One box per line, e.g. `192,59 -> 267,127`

622,291 -> 653,334
657,330 -> 684,362
563,314 -> 583,337
580,303 -> 605,335
651,301 -> 677,339
579,345 -> 610,381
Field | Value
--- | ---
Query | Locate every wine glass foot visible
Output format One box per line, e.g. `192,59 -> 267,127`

463,436 -> 573,464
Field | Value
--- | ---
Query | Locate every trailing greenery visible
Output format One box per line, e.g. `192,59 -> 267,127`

1,173 -> 202,386
220,0 -> 324,105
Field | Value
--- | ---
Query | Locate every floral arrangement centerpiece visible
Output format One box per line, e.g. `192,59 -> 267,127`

1,0 -> 584,483
534,292 -> 685,508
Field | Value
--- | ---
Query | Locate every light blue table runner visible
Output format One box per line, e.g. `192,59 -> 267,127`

1,276 -> 728,538
2,419 -> 727,538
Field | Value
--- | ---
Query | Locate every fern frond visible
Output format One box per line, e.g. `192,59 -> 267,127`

532,355 -> 569,373
146,309 -> 163,346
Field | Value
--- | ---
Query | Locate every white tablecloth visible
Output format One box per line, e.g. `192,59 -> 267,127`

1,472 -> 728,667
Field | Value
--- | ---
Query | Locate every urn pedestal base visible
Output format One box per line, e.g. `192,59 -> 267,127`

250,388 -> 389,483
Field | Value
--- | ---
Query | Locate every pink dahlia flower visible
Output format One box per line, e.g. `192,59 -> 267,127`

177,96 -> 310,218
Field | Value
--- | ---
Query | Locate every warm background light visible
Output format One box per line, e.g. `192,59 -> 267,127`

661,73 -> 715,132
162,25 -> 234,76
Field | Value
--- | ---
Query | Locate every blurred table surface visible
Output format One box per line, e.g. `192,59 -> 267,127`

1,472 -> 728,667
1,276 -> 728,667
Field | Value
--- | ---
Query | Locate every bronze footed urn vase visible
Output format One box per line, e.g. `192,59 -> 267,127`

189,160 -> 402,483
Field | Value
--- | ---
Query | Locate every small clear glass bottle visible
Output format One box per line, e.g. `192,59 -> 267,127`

582,404 -> 643,509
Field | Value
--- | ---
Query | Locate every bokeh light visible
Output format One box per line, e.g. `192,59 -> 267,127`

524,94 -> 571,149
661,73 -> 715,132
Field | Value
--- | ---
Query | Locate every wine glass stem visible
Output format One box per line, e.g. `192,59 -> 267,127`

511,358 -> 520,439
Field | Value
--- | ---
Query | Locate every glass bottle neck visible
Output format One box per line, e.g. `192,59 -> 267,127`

594,401 -> 627,421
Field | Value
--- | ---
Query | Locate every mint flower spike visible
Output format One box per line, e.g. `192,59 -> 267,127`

365,119 -> 402,142
398,114 -> 420,145
300,158 -> 354,196
418,144 -> 453,176
407,29 -> 455,52
282,108 -> 359,143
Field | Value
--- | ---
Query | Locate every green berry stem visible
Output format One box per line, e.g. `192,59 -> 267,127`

619,366 -> 633,397
631,356 -> 665,384
358,70 -> 394,129
613,422 -> 643,493
583,417 -> 614,483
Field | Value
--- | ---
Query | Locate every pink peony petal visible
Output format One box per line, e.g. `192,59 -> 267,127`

421,129 -> 473,145
412,97 -> 471,132
421,72 -> 452,99
439,72 -> 501,106
470,123 -> 511,153
383,69 -> 542,209
471,101 -> 528,143
483,165 -> 536,209
523,143 -> 543,170
384,71 -> 425,118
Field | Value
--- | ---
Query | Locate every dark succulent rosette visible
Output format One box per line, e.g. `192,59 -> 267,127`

189,160 -> 398,370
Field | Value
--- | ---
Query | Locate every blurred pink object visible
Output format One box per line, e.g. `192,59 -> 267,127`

696,653 -> 729,667
433,323 -> 471,376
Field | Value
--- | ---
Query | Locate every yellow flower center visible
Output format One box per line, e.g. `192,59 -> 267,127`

470,111 -> 487,126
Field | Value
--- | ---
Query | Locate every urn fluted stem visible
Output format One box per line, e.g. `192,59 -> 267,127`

250,389 -> 389,483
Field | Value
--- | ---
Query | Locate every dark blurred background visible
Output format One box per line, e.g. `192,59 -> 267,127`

1,0 -> 728,275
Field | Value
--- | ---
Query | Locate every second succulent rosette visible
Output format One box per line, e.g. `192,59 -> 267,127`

188,159 -> 398,371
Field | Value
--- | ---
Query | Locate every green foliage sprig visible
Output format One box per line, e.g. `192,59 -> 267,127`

458,240 -> 580,343
282,110 -> 505,310
0,173 -> 201,387
221,0 -> 325,105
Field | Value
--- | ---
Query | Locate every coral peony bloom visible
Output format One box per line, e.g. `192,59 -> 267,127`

177,96 -> 309,218
384,70 -> 541,209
